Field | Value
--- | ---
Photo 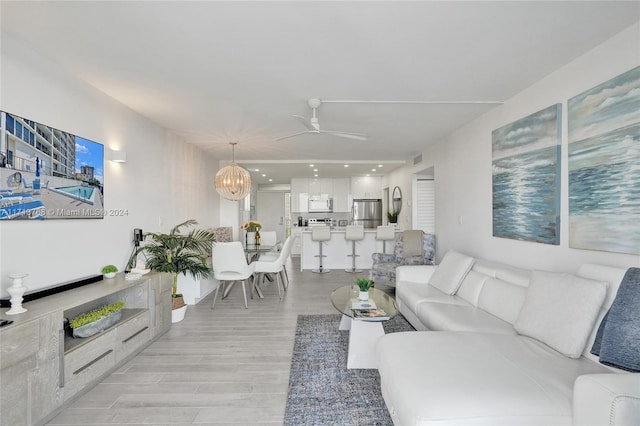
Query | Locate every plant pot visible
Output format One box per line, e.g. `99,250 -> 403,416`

104,272 -> 116,279
72,311 -> 122,338
359,290 -> 369,301
172,305 -> 188,323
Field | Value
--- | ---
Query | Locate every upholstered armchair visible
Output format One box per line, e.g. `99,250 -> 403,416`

369,231 -> 435,287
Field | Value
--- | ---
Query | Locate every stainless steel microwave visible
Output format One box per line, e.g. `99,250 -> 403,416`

308,197 -> 333,212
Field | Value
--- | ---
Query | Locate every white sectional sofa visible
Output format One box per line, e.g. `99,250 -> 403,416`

376,250 -> 640,426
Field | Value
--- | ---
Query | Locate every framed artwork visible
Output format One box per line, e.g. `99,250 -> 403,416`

492,104 -> 561,245
0,111 -> 104,220
568,65 -> 640,255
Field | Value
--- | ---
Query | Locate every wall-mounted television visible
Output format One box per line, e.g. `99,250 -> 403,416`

0,111 -> 104,220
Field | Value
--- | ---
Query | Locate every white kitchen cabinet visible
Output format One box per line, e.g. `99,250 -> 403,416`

320,178 -> 333,195
291,178 -> 309,195
291,178 -> 310,213
332,178 -> 350,212
351,176 -> 382,199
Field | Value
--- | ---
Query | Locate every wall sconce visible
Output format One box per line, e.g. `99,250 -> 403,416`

109,149 -> 127,163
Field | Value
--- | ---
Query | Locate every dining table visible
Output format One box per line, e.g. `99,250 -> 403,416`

232,241 -> 280,299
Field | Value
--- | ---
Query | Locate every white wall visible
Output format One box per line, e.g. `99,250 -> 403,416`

0,34 -> 220,296
392,22 -> 640,271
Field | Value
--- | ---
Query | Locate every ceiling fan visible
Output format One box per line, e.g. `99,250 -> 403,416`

276,98 -> 367,141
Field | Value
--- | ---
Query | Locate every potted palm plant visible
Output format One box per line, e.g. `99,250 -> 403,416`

130,219 -> 215,323
387,210 -> 399,224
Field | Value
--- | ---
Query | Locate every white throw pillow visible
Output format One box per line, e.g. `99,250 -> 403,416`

514,271 -> 607,358
428,250 -> 475,295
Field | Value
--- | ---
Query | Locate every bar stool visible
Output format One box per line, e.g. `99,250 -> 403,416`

311,226 -> 331,273
344,225 -> 364,273
376,225 -> 396,254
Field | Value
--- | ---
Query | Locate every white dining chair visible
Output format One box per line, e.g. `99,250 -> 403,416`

251,237 -> 291,300
211,241 -> 255,309
259,235 -> 294,290
259,230 -> 278,247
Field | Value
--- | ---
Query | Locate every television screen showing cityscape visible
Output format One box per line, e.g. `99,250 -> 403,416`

0,111 -> 104,220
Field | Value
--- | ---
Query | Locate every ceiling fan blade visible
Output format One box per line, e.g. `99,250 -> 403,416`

275,130 -> 311,141
320,130 -> 368,141
293,115 -> 315,131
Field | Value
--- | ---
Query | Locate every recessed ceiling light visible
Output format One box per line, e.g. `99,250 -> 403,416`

314,174 -> 318,177
372,168 -> 377,172
378,164 -> 383,168
344,164 -> 349,168
268,178 -> 273,182
309,164 -> 314,167
262,174 -> 266,177
314,169 -> 318,172
366,174 -> 370,177
254,168 -> 260,172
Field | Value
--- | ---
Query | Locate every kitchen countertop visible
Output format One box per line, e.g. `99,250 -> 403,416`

296,227 -> 398,233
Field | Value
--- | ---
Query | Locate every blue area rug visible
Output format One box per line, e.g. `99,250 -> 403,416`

284,314 -> 415,425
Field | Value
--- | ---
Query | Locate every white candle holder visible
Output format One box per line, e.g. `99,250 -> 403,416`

6,273 -> 28,315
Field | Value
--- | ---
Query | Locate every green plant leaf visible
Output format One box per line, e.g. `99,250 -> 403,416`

69,301 -> 125,329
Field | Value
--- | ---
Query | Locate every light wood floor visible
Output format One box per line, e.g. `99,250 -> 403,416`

48,258 -> 371,425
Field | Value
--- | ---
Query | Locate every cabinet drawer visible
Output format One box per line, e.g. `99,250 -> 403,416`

64,329 -> 116,399
0,321 -> 38,369
116,311 -> 150,362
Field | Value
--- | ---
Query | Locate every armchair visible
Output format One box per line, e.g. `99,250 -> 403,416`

369,231 -> 435,287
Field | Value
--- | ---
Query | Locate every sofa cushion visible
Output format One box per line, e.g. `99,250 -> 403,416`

478,277 -> 528,325
397,281 -> 470,314
456,270 -> 490,306
514,271 -> 608,358
376,331 -> 610,426
428,250 -> 475,295
415,302 -> 517,334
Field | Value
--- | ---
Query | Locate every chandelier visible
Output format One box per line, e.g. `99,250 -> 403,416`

215,142 -> 252,201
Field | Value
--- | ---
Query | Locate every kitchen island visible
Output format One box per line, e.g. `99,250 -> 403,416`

299,228 -> 399,271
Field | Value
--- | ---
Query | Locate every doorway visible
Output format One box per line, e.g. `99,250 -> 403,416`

257,191 -> 289,243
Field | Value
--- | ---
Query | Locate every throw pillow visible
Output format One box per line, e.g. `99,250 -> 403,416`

514,271 -> 607,358
428,250 -> 475,295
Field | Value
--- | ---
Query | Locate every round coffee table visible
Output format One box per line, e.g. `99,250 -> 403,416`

330,285 -> 398,369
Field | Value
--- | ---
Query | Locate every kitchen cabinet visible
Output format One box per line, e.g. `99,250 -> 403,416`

332,178 -> 350,212
291,178 -> 309,213
351,176 -> 382,199
291,177 -> 350,212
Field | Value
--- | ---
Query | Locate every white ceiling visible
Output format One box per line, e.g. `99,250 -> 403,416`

2,1 -> 639,184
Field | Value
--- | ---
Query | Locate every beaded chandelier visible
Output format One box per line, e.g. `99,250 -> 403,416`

215,142 -> 251,201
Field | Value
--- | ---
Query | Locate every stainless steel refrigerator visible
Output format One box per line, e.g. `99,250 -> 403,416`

352,199 -> 383,228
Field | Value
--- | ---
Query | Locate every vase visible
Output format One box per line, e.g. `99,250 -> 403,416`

172,305 -> 188,323
246,231 -> 256,245
6,273 -> 28,315
72,310 -> 122,338
359,290 -> 369,301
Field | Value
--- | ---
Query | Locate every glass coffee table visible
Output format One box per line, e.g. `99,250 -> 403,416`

330,285 -> 398,369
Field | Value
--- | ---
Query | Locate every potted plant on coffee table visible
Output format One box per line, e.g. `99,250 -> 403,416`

131,219 -> 215,323
356,277 -> 374,301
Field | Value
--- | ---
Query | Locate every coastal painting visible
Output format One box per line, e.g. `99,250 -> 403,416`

568,66 -> 640,255
492,104 -> 561,245
0,111 -> 104,220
